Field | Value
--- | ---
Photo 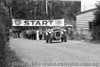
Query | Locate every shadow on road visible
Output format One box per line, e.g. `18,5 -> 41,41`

52,41 -> 62,43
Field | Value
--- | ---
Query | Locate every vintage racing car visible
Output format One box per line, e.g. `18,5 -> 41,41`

45,27 -> 67,43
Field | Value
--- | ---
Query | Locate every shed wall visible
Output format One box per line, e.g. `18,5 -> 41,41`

76,10 -> 95,36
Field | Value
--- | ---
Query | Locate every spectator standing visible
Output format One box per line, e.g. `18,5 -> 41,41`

36,30 -> 39,40
39,29 -> 43,40
33,29 -> 36,40
68,27 -> 73,40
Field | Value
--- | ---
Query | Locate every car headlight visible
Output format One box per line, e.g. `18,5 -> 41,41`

61,32 -> 63,34
49,32 -> 51,34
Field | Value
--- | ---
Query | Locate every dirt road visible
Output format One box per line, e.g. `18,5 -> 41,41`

10,38 -> 100,67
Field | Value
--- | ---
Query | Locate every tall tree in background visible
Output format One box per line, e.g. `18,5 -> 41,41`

6,0 -> 80,20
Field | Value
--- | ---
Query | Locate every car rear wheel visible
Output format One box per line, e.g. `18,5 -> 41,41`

46,39 -> 48,43
46,36 -> 49,43
50,40 -> 52,43
61,38 -> 63,42
64,37 -> 67,42
50,37 -> 52,43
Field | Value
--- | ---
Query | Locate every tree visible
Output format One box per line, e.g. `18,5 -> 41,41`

7,0 -> 80,20
0,2 -> 11,27
0,2 -> 10,67
92,3 -> 100,41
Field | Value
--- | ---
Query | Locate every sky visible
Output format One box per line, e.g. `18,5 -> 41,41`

81,0 -> 100,11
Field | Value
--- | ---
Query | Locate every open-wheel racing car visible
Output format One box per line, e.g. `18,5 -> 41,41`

45,27 -> 67,43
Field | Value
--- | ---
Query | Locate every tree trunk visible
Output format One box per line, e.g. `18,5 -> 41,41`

0,23 -> 6,67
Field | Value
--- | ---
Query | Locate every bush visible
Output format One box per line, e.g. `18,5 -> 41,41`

72,31 -> 92,41
92,3 -> 100,41
0,3 -> 23,67
0,23 -> 24,67
5,43 -> 24,67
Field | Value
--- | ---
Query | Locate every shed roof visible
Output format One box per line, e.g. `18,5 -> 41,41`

76,8 -> 97,16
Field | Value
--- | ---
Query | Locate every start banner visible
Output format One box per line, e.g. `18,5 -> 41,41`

12,19 -> 64,26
